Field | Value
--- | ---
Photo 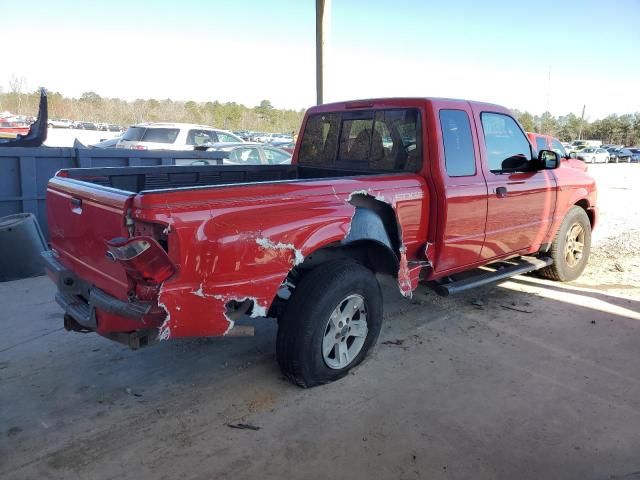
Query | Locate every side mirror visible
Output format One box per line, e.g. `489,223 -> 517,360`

538,149 -> 560,169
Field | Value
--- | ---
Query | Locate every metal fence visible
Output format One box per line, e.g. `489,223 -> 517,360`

0,147 -> 226,240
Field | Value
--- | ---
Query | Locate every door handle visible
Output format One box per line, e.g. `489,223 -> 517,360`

495,186 -> 508,198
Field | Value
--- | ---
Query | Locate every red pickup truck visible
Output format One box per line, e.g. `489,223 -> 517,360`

43,97 -> 597,387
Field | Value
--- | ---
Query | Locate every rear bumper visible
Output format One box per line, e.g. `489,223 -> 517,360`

42,250 -> 156,331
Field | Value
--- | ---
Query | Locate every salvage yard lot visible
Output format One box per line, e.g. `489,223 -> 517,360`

1,164 -> 639,480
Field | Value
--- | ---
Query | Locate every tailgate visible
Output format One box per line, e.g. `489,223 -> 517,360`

46,176 -> 134,299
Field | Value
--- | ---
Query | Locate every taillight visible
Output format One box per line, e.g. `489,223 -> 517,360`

132,145 -> 147,150
106,236 -> 176,285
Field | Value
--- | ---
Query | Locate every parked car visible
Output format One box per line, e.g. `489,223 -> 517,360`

571,140 -> 602,149
90,137 -> 121,148
266,140 -> 296,153
576,147 -> 610,164
116,123 -> 244,151
628,148 -> 640,162
48,119 -> 73,129
194,142 -> 292,165
73,121 -> 98,130
42,96 -> 596,387
526,132 -> 587,171
608,148 -> 633,163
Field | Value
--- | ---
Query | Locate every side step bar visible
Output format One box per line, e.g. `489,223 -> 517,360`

435,257 -> 553,296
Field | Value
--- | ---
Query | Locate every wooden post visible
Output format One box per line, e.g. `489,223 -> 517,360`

578,105 -> 586,140
316,0 -> 331,105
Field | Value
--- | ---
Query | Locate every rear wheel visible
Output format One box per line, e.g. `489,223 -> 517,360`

539,206 -> 591,281
276,261 -> 383,388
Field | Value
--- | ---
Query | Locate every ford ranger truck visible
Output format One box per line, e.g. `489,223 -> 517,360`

42,97 -> 597,387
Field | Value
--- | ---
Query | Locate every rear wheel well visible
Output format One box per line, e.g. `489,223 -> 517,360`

268,241 -> 399,318
298,241 -> 399,276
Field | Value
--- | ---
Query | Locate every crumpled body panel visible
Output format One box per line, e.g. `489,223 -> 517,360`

132,175 -> 430,339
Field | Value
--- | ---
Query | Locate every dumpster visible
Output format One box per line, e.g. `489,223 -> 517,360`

0,213 -> 48,281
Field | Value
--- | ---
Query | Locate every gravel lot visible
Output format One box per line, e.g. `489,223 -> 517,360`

1,163 -> 638,479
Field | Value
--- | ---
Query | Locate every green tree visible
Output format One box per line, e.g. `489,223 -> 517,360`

516,111 -> 535,131
80,91 -> 102,103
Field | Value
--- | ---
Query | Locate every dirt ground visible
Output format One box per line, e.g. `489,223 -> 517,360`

1,163 -> 639,480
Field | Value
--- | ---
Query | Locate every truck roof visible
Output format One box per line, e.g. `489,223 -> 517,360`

308,97 -> 508,113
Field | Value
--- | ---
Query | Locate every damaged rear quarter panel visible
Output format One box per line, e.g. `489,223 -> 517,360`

133,175 -> 428,339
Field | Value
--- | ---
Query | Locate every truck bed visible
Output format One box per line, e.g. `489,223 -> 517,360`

62,164 -> 379,193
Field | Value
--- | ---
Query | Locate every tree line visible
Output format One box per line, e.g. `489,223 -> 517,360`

0,89 -> 305,134
1,87 -> 639,144
512,109 -> 640,145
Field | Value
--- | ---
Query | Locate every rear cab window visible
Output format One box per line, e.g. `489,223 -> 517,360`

299,108 -> 422,172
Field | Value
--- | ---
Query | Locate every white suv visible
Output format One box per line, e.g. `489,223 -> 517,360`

116,123 -> 244,151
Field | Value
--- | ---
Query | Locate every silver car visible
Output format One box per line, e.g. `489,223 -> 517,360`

181,142 -> 292,166
576,147 -> 609,164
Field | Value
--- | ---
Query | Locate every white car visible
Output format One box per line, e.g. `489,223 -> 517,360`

255,133 -> 292,143
48,119 -> 73,128
576,147 -> 609,164
117,123 -> 244,151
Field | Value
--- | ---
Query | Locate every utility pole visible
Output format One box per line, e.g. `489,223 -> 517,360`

578,105 -> 586,140
316,0 -> 331,105
545,66 -> 551,115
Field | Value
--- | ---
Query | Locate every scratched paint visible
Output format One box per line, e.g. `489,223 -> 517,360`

256,237 -> 305,266
157,288 -> 172,340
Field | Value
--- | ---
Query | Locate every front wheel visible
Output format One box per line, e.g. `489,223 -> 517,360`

539,206 -> 591,281
276,261 -> 383,387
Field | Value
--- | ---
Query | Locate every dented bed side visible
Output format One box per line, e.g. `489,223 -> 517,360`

131,174 -> 430,339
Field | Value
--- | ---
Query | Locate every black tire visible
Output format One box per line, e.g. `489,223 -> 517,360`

539,206 -> 591,281
276,261 -> 383,388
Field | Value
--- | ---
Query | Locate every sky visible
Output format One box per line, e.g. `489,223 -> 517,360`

1,0 -> 639,119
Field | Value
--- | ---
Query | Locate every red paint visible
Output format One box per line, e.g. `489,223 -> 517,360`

45,97 -> 597,344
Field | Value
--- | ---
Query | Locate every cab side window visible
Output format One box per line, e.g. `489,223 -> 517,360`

481,113 -> 532,173
439,109 -> 476,177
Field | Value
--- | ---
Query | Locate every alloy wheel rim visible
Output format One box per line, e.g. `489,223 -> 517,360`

565,223 -> 585,268
322,294 -> 368,370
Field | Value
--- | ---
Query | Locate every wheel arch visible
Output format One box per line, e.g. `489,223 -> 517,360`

296,194 -> 402,276
574,198 -> 594,228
